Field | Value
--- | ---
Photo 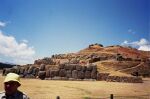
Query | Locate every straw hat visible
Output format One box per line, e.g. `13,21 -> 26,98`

4,73 -> 21,86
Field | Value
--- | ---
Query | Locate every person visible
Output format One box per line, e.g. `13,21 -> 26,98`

0,73 -> 29,99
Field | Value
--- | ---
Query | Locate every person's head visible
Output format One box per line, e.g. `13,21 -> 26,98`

4,73 -> 21,95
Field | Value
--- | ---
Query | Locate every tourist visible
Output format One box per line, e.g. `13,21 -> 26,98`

0,73 -> 29,99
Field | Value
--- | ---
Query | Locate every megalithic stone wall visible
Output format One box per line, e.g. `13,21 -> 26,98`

2,63 -> 143,83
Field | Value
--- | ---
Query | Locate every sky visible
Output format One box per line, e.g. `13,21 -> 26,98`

0,0 -> 149,65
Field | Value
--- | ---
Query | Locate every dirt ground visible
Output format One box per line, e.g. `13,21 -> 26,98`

0,75 -> 150,99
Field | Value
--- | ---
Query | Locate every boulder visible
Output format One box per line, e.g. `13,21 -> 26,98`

12,66 -> 20,74
81,66 -> 87,72
50,70 -> 59,78
69,64 -> 76,70
92,65 -> 97,71
39,64 -> 45,71
59,69 -> 66,77
72,70 -> 78,79
19,68 -> 25,74
32,68 -> 39,77
77,71 -> 84,79
28,66 -> 35,74
91,70 -> 97,79
85,71 -> 91,79
38,71 -> 46,80
64,64 -> 71,70
46,70 -> 50,78
59,64 -> 65,69
76,65 -> 82,71
66,70 -> 72,78
3,68 -> 10,76
86,65 -> 93,71
24,66 -> 30,72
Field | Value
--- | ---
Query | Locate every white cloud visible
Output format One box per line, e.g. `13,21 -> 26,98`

0,31 -> 35,65
121,38 -> 150,51
0,21 -> 6,27
22,39 -> 28,43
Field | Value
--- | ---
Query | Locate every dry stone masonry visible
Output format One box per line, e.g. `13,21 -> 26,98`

2,63 -> 143,83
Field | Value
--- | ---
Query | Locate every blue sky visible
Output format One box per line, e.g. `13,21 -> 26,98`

0,0 -> 149,64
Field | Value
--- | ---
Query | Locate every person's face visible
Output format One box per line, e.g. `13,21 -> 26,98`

4,81 -> 20,95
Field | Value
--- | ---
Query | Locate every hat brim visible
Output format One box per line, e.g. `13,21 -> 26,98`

4,79 -> 21,86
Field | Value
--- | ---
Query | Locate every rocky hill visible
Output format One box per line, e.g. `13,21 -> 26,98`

34,44 -> 150,76
2,44 -> 150,83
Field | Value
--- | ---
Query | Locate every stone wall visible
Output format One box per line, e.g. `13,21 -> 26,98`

2,64 -> 143,83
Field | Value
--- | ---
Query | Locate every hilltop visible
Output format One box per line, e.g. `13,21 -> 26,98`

33,43 -> 150,77
2,44 -> 150,83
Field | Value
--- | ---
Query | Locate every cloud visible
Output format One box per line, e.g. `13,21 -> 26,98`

128,29 -> 136,34
21,39 -> 28,43
121,38 -> 150,51
0,31 -> 35,65
0,21 -> 6,27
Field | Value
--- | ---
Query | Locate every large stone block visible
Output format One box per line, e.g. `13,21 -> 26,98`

39,64 -> 45,71
64,64 -> 71,70
19,68 -> 25,74
59,69 -> 66,77
69,64 -> 76,70
85,71 -> 91,79
50,70 -> 59,77
72,70 -> 78,79
81,66 -> 87,72
38,71 -> 46,80
28,66 -> 35,74
86,65 -> 93,71
32,68 -> 39,77
77,71 -> 84,79
76,65 -> 82,71
91,70 -> 97,79
46,70 -> 50,78
59,64 -> 65,69
66,70 -> 72,78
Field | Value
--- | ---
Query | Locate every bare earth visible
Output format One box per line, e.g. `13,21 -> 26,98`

0,75 -> 150,99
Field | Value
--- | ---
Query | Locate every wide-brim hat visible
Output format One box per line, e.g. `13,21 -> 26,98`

4,73 -> 21,86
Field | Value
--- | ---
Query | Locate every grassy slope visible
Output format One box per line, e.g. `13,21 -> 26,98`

79,45 -> 150,77
94,60 -> 141,76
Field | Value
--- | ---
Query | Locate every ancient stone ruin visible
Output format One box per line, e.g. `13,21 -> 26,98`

2,44 -> 149,83
2,63 -> 143,83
